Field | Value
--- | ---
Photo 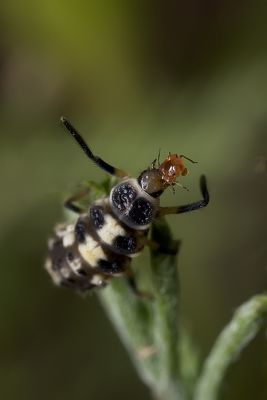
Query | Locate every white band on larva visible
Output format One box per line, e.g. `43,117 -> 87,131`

97,214 -> 126,245
78,235 -> 107,267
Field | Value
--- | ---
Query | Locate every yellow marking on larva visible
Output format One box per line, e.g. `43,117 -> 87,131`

48,238 -> 56,250
91,274 -> 104,286
63,232 -> 75,247
61,266 -> 71,279
44,258 -> 52,271
44,258 -> 62,285
55,223 -> 74,238
67,257 -> 82,274
78,235 -> 106,267
98,214 -> 125,245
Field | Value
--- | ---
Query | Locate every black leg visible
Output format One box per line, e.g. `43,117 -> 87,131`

126,272 -> 154,299
158,175 -> 209,217
64,188 -> 90,214
61,117 -> 128,178
146,239 -> 179,255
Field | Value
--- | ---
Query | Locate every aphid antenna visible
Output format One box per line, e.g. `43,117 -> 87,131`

150,159 -> 157,169
150,148 -> 161,169
157,148 -> 161,166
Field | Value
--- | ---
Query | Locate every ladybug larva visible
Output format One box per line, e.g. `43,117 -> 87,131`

45,117 -> 209,293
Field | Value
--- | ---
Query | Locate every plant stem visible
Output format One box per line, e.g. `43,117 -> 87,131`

149,219 -> 184,400
98,218 -> 184,400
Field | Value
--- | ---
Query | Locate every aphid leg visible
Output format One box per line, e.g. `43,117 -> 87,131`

158,175 -> 209,216
180,154 -> 198,164
173,181 -> 189,191
126,271 -> 154,300
61,117 -> 128,178
64,187 -> 90,214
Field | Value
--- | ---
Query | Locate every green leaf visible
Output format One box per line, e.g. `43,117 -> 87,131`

194,294 -> 267,400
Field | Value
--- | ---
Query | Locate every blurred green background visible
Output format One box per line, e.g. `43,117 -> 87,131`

0,1 -> 267,399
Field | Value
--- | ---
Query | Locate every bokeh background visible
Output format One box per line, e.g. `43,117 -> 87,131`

0,1 -> 267,399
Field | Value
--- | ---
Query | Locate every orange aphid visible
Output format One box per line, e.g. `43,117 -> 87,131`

159,154 -> 189,186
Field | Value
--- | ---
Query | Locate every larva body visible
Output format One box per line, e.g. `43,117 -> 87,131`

45,118 -> 209,293
45,178 -> 159,292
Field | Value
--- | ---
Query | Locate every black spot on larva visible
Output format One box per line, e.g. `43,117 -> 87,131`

98,259 -> 124,274
55,257 -> 63,269
60,278 -> 76,289
112,183 -> 137,212
52,238 -> 61,249
113,235 -> 137,253
90,206 -> 105,229
66,277 -> 76,284
77,268 -> 87,276
75,221 -> 86,243
129,198 -> 153,225
150,190 -> 163,198
61,276 -> 96,291
67,251 -> 74,261
83,282 -> 97,291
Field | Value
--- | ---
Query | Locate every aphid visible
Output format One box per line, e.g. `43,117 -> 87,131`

45,117 -> 209,294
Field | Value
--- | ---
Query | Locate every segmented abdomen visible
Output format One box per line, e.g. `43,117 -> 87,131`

45,197 -> 148,292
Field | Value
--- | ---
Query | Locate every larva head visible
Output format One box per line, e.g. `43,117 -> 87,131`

138,154 -> 191,197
